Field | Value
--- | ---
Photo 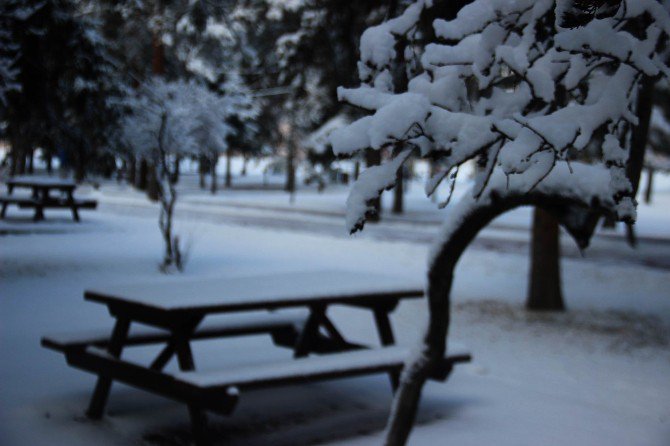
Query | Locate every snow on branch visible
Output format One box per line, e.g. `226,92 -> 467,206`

119,77 -> 255,166
330,0 -> 670,233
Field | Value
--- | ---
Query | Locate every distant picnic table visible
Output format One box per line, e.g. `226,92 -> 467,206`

42,270 -> 470,445
0,176 -> 97,221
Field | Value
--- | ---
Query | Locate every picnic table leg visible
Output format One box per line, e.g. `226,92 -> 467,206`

373,308 -> 400,391
149,340 -> 176,371
67,190 -> 80,222
293,304 -> 326,358
86,317 -> 130,419
0,185 -> 9,218
33,187 -> 45,221
173,334 -> 210,446
33,205 -> 44,222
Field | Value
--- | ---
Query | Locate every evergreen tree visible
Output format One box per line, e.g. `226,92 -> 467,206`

2,0 -> 124,180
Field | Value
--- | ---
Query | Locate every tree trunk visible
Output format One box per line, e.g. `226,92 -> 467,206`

9,147 -> 17,176
393,168 -> 404,214
74,148 -> 86,183
627,79 -> 654,197
625,79 -> 654,246
225,149 -> 233,188
365,149 -> 382,221
644,167 -> 654,204
136,158 -> 149,190
147,164 -> 160,202
18,153 -> 26,174
198,155 -> 207,190
128,156 -> 136,186
171,155 -> 181,184
241,155 -> 248,176
353,161 -> 360,181
46,153 -> 53,174
152,33 -> 165,76
285,143 -> 296,194
27,150 -> 34,174
601,215 -> 616,229
527,207 -> 564,311
210,154 -> 218,194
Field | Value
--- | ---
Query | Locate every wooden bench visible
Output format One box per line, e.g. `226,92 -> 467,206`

62,345 -> 471,418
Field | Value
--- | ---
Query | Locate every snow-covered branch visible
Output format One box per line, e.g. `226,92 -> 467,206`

331,0 -> 670,234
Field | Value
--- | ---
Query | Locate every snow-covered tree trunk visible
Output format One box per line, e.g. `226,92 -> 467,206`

385,177 -> 610,445
527,208 -> 564,310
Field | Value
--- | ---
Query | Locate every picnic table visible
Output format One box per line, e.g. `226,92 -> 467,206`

0,176 -> 97,221
42,270 -> 470,445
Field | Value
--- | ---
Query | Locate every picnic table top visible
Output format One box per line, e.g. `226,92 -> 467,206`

84,270 -> 425,313
7,176 -> 77,188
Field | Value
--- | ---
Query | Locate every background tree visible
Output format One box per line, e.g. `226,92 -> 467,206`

644,81 -> 670,202
0,8 -> 20,114
330,1 -> 670,444
230,0 -> 398,201
2,0 -> 124,180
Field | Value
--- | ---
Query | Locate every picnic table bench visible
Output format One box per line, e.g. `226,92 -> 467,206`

1,176 -> 97,221
42,270 -> 470,445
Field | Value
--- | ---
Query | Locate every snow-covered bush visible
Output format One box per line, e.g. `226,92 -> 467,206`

120,78 -> 253,271
330,1 -> 670,444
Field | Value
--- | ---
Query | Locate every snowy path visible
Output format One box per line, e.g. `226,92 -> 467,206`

94,196 -> 670,272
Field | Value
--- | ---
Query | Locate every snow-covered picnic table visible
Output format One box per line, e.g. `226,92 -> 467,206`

1,176 -> 96,221
42,270 -> 470,446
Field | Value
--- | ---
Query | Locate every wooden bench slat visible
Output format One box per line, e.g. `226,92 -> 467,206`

174,346 -> 471,390
74,345 -> 469,399
65,347 -> 238,415
42,311 -> 308,352
0,195 -> 39,204
17,199 -> 97,209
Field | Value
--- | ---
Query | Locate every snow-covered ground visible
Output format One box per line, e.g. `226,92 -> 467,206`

1,167 -> 669,445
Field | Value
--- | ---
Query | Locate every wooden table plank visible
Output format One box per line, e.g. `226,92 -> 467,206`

6,176 -> 77,189
84,271 -> 425,314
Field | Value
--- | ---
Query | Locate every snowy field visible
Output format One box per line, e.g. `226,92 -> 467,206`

1,167 -> 669,446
